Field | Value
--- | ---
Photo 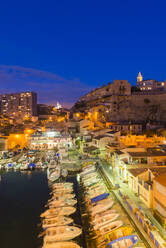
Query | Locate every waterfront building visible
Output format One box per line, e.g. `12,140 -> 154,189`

153,173 -> 166,227
7,133 -> 28,149
0,91 -> 37,120
28,130 -> 72,150
128,167 -> 166,208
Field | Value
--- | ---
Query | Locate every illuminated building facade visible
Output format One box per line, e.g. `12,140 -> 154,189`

28,130 -> 72,150
153,173 -> 166,226
137,72 -> 166,91
0,91 -> 37,119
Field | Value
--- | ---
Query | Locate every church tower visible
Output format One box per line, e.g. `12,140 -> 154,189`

137,72 -> 143,82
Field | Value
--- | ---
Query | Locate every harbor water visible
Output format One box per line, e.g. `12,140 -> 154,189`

0,170 -> 85,248
0,170 -> 49,248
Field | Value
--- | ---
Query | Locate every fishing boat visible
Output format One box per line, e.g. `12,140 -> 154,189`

42,216 -> 73,229
92,213 -> 119,230
90,199 -> 114,215
52,185 -> 73,192
80,167 -> 96,177
42,241 -> 81,248
87,184 -> 106,194
6,163 -> 14,170
81,172 -> 98,180
98,220 -> 123,234
61,169 -> 68,178
52,188 -> 73,194
43,226 -> 82,242
20,161 -> 29,170
82,176 -> 99,184
48,167 -> 61,182
88,189 -> 107,199
83,178 -> 100,187
105,234 -> 138,248
14,163 -> 21,170
85,181 -> 104,190
90,193 -> 110,204
40,206 -> 76,218
52,182 -> 73,190
50,193 -> 76,200
92,209 -> 117,220
48,198 -> 77,208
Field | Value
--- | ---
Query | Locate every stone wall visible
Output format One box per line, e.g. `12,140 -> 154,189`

74,81 -> 166,123
109,93 -> 166,122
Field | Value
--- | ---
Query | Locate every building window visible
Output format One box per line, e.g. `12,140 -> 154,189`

156,182 -> 166,197
156,201 -> 166,217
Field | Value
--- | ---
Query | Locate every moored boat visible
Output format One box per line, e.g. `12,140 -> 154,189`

42,216 -> 73,229
61,169 -> 68,178
90,199 -> 114,216
105,234 -> 138,248
52,182 -> 73,190
92,213 -> 119,230
48,167 -> 61,182
52,188 -> 73,194
42,241 -> 81,248
43,226 -> 82,242
90,193 -> 110,204
83,178 -> 100,187
49,193 -> 75,200
40,206 -> 76,218
98,220 -> 123,234
48,198 -> 77,208
92,209 -> 117,220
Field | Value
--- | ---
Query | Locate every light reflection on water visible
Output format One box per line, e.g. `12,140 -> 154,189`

0,171 -> 49,248
0,171 -> 85,248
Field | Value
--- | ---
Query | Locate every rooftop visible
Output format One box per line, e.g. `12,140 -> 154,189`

94,135 -> 111,140
128,150 -> 166,157
150,167 -> 166,177
128,168 -> 148,177
154,173 -> 166,187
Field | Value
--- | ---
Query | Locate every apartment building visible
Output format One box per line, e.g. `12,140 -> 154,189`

153,173 -> 166,227
0,92 -> 37,120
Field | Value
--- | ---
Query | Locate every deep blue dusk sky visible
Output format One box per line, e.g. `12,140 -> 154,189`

0,0 -> 166,107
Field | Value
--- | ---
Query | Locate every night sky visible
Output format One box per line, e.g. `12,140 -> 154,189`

0,0 -> 166,107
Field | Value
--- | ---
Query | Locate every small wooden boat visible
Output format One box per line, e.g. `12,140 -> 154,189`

86,181 -> 104,190
90,199 -> 114,216
43,226 -> 82,242
106,234 -> 138,248
52,188 -> 73,194
87,184 -> 105,193
48,198 -> 77,208
87,186 -> 106,196
40,207 -> 76,218
93,209 -> 117,219
81,172 -> 97,179
81,172 -> 98,180
61,169 -> 68,178
42,241 -> 81,248
83,178 -> 100,187
80,166 -> 96,176
92,213 -> 119,230
42,216 -> 73,229
90,193 -> 110,204
48,167 -> 61,182
49,193 -> 75,200
52,182 -> 73,190
99,220 -> 123,234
